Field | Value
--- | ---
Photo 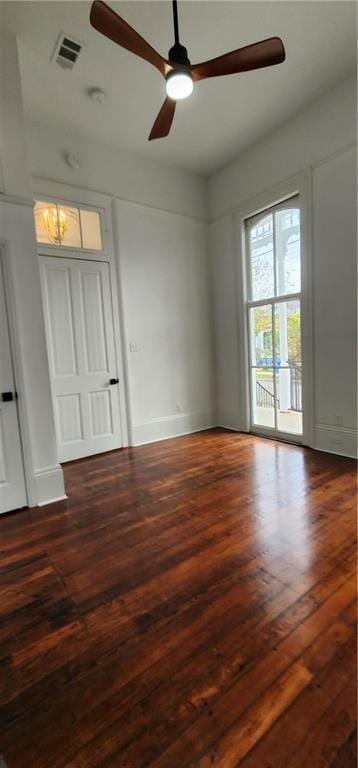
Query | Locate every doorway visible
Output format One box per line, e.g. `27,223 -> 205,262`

41,255 -> 123,462
0,252 -> 27,513
245,197 -> 303,442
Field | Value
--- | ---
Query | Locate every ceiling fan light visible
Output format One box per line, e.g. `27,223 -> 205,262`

166,71 -> 193,100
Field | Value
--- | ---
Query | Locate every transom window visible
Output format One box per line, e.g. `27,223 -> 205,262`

34,200 -> 103,251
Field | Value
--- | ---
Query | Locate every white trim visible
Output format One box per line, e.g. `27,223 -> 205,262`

311,141 -> 356,171
0,241 -> 35,505
247,292 -> 301,309
34,179 -> 130,450
314,424 -> 357,460
233,170 -> 313,447
246,194 -> 300,231
216,410 -> 242,431
0,193 -> 34,208
111,200 -> 135,445
234,212 -> 250,432
300,168 -> 314,448
315,423 -> 357,433
132,411 -> 215,446
33,465 -> 67,507
32,178 -> 113,212
32,176 -> 207,223
209,143 -> 357,225
249,424 -> 303,445
38,495 -> 68,507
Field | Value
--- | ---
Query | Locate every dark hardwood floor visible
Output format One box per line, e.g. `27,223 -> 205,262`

0,428 -> 356,768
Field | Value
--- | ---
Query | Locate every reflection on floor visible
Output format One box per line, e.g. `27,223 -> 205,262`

0,428 -> 356,767
255,407 -> 303,434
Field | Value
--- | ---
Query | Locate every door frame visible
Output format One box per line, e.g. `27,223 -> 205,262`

0,243 -> 32,505
245,197 -> 303,444
233,170 -> 314,447
33,178 -> 130,449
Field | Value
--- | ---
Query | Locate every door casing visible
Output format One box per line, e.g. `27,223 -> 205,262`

233,170 -> 314,447
34,181 -> 130,451
245,197 -> 303,444
0,247 -> 28,513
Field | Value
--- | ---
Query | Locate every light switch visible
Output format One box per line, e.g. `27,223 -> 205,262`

129,341 -> 138,352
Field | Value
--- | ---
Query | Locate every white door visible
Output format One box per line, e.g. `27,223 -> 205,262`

0,256 -> 27,513
41,256 -> 122,462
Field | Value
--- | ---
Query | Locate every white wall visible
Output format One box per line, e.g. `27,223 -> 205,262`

0,30 -> 31,199
27,122 -> 207,221
0,31 -> 65,505
210,215 -> 241,431
209,75 -> 356,220
209,75 -> 357,457
27,124 -> 215,447
23,72 -> 358,461
313,147 -> 357,456
115,201 -> 215,444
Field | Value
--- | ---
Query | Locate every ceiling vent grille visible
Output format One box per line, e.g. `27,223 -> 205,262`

52,33 -> 83,70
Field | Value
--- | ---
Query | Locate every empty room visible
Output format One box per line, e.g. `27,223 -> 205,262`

0,0 -> 356,766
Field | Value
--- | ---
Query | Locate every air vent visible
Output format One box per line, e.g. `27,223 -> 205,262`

52,33 -> 83,70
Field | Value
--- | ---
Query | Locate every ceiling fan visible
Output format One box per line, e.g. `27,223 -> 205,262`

90,0 -> 285,141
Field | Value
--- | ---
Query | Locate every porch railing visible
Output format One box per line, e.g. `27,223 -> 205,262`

290,365 -> 302,411
256,365 -> 302,412
256,381 -> 278,408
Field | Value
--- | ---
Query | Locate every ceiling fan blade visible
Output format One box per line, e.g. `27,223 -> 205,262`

148,98 -> 176,141
190,37 -> 285,81
90,0 -> 168,77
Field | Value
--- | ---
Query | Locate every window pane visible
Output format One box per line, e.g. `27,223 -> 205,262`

276,367 -> 303,434
275,208 -> 301,296
80,209 -> 102,250
250,305 -> 272,366
34,201 -> 103,251
249,213 -> 274,300
274,299 -> 302,435
274,300 -> 301,367
59,206 -> 81,248
34,201 -> 59,244
252,368 -> 275,428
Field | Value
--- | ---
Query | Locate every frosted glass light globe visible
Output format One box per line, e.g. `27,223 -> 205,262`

166,72 -> 193,100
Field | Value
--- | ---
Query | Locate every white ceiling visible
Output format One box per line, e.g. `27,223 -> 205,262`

1,1 -> 356,175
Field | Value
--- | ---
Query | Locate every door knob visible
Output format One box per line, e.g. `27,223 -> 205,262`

109,378 -> 119,385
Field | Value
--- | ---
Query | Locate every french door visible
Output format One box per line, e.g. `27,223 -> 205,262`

246,197 -> 303,442
41,256 -> 123,462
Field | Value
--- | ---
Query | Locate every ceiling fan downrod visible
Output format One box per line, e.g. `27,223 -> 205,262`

168,0 -> 190,66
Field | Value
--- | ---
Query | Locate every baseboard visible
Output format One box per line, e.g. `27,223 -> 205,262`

31,423 -> 356,508
33,464 -> 66,506
314,424 -> 357,459
132,411 -> 216,446
216,410 -> 242,432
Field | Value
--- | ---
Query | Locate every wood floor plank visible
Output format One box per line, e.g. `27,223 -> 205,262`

238,633 -> 357,768
191,662 -> 313,768
329,728 -> 357,768
120,576 -> 355,768
0,429 -> 356,768
286,675 -> 357,767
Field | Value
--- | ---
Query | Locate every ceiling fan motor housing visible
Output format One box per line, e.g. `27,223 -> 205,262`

168,42 -> 190,66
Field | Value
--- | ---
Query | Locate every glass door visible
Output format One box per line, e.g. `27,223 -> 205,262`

246,197 -> 303,440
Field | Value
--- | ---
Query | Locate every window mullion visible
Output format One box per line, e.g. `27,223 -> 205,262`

247,291 -> 301,310
272,305 -> 277,430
